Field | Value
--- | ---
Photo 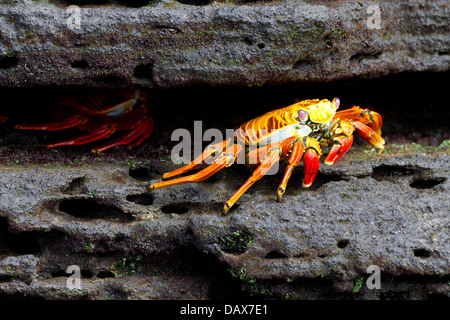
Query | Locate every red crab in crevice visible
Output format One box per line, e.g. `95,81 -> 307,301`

15,87 -> 153,153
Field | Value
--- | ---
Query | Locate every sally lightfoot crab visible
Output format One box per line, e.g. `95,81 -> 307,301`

15,88 -> 153,153
149,98 -> 385,214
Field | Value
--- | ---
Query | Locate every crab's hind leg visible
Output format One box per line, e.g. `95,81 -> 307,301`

126,116 -> 154,149
92,116 -> 154,153
160,138 -> 233,180
148,142 -> 242,191
223,144 -> 281,215
15,115 -> 87,131
46,125 -> 116,148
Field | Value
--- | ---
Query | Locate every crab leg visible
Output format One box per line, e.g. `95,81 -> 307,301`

15,115 -> 86,131
334,106 -> 383,134
223,145 -> 281,214
352,121 -> 385,150
46,125 -> 115,148
324,120 -> 354,165
324,134 -> 354,165
277,139 -> 304,202
302,137 -> 322,187
92,117 -> 154,153
148,143 -> 242,191
126,117 -> 154,149
161,138 -> 233,180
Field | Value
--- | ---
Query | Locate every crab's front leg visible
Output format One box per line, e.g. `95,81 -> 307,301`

324,120 -> 355,165
332,106 -> 385,150
277,136 -> 322,201
324,116 -> 385,165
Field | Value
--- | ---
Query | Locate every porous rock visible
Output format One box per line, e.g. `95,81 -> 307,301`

0,0 -> 449,87
0,148 -> 448,299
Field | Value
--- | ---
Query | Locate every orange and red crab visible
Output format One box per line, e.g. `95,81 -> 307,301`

15,88 -> 153,153
149,98 -> 385,214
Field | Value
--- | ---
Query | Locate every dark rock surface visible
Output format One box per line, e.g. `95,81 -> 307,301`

0,0 -> 449,88
0,144 -> 449,300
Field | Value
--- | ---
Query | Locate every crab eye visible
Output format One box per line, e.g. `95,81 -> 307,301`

333,97 -> 340,109
298,110 -> 309,123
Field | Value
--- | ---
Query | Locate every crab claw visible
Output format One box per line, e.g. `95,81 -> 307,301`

352,121 -> 385,150
0,116 -> 7,122
324,134 -> 354,166
302,148 -> 320,188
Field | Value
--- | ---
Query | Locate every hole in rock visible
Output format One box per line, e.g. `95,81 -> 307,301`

371,165 -> 417,182
176,0 -> 212,6
81,270 -> 94,278
97,270 -> 115,279
337,239 -> 349,249
243,37 -> 254,46
264,250 -> 287,259
350,51 -> 382,63
126,193 -> 154,206
323,35 -> 333,49
71,59 -> 90,69
161,204 -> 189,214
257,43 -> 266,49
61,177 -> 87,195
59,198 -> 134,222
134,62 -> 154,80
0,217 -> 9,254
51,270 -> 68,278
51,269 -> 93,279
292,59 -> 312,71
7,231 -> 41,254
414,248 -> 431,259
129,167 -> 156,181
409,178 -> 445,189
0,56 -> 18,69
